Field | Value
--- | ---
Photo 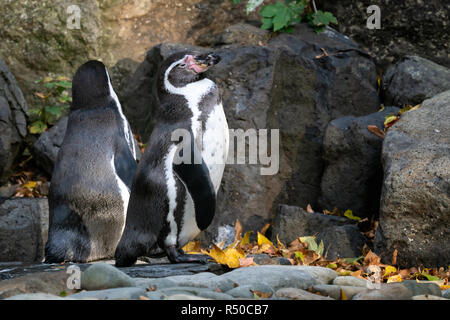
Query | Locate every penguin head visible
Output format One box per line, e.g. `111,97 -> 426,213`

71,60 -> 113,111
160,51 -> 221,90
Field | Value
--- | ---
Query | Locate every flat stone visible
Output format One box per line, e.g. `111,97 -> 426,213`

401,280 -> 442,297
5,293 -> 72,300
353,283 -> 413,300
167,294 -> 210,300
133,277 -> 177,290
248,254 -> 291,266
412,295 -> 449,300
68,287 -> 146,300
312,284 -> 367,300
226,283 -> 275,299
118,262 -> 217,278
217,265 -> 318,291
290,266 -> 338,284
275,288 -> 334,300
81,263 -> 135,290
158,286 -> 235,300
333,276 -> 369,287
145,291 -> 167,300
160,272 -> 235,292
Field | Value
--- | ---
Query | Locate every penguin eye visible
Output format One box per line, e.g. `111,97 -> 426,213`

179,63 -> 187,69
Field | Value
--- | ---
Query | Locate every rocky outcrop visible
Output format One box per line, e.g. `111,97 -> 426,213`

122,23 -> 380,241
317,0 -> 450,69
318,107 -> 399,219
0,198 -> 49,263
375,90 -> 450,267
382,56 -> 450,106
0,57 -> 29,184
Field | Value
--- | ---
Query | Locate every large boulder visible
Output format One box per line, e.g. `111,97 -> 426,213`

0,198 -> 49,263
375,90 -> 450,267
0,57 -> 28,184
382,56 -> 450,106
318,107 -> 399,219
317,0 -> 450,68
122,23 -> 381,241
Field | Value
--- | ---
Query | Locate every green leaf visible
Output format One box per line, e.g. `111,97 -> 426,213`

272,5 -> 290,31
261,17 -> 273,30
311,10 -> 338,27
260,4 -> 279,18
344,209 -> 362,221
299,236 -> 319,253
295,251 -> 304,262
421,272 -> 440,281
342,256 -> 364,265
29,120 -> 47,134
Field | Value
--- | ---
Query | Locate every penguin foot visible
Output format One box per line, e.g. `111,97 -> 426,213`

166,246 -> 212,264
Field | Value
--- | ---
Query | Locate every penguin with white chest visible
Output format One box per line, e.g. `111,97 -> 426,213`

115,52 -> 228,266
45,60 -> 137,263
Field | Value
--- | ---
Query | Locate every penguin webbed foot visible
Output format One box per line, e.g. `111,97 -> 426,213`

165,246 -> 211,264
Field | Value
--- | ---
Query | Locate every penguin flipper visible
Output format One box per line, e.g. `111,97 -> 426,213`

173,135 -> 216,231
114,131 -> 137,188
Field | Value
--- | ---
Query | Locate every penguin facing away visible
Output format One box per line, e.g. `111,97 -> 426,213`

45,60 -> 137,263
115,51 -> 229,266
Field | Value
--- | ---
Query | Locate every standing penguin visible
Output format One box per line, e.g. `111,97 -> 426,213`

45,60 -> 137,263
115,51 -> 228,266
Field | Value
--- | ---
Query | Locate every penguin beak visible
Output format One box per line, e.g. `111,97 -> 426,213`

185,53 -> 221,73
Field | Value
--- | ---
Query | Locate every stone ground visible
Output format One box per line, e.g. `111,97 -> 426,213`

1,259 -> 448,300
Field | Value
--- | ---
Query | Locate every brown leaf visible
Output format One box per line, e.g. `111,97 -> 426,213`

239,257 -> 255,267
260,223 -> 270,235
392,248 -> 398,265
234,219 -> 242,242
306,204 -> 314,213
364,250 -> 381,266
139,296 -> 150,300
250,290 -> 273,299
367,125 -> 386,139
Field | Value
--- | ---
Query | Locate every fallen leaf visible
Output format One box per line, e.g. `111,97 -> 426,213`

234,219 -> 242,242
392,249 -> 398,265
384,265 -> 397,277
260,223 -> 270,235
223,247 -> 246,268
341,289 -> 348,300
239,257 -> 255,267
306,204 -> 314,213
364,251 -> 381,266
384,115 -> 399,128
387,275 -> 402,283
367,125 -> 386,139
240,231 -> 252,246
139,296 -> 150,300
23,181 -> 37,190
250,290 -> 273,299
257,232 -> 274,247
344,209 -> 361,221
182,241 -> 201,254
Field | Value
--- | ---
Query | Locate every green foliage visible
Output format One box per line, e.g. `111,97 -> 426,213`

29,76 -> 71,135
232,0 -> 337,33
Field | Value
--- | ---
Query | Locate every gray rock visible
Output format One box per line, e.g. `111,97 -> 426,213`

218,23 -> 270,46
272,205 -> 355,244
382,56 -> 450,106
0,198 -> 49,262
217,265 -> 318,291
312,284 -> 367,300
248,254 -> 291,266
133,277 -> 177,290
6,293 -> 70,300
443,289 -> 450,299
375,90 -> 450,267
158,286 -> 234,300
333,276 -> 369,288
319,107 -> 400,219
287,266 -> 338,285
226,283 -> 275,299
122,23 -> 381,243
167,294 -> 210,300
31,116 -> 68,175
69,287 -> 146,300
118,262 -> 218,278
412,295 -> 448,300
401,280 -> 442,297
353,283 -> 413,300
275,288 -> 334,300
81,263 -> 135,290
0,184 -> 19,198
158,272 -> 235,293
317,225 -> 367,260
145,291 -> 167,300
0,56 -> 28,184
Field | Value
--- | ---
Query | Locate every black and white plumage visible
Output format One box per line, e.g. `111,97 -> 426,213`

115,52 -> 228,266
44,60 -> 137,263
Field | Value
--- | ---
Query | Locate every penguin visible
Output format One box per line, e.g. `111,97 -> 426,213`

44,60 -> 137,263
115,51 -> 229,266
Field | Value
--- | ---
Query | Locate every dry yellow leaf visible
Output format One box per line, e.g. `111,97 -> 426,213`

223,247 -> 246,268
206,243 -> 227,265
182,241 -> 201,254
257,232 -> 274,247
240,231 -> 252,246
387,275 -> 402,283
341,289 -> 348,300
384,265 -> 397,277
23,181 -> 37,189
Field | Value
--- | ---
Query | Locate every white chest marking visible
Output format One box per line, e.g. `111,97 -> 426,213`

110,155 -> 130,236
106,69 -> 136,160
164,145 -> 179,247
